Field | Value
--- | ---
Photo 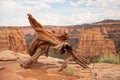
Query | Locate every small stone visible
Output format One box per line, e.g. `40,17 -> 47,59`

0,66 -> 5,70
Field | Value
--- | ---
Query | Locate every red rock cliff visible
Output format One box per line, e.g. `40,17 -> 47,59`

0,27 -> 27,52
18,23 -> 120,57
77,27 -> 116,58
1,20 -> 119,57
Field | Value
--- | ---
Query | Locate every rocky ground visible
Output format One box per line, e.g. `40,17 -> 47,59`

0,50 -> 120,80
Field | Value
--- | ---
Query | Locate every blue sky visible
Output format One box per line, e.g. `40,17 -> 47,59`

0,0 -> 120,26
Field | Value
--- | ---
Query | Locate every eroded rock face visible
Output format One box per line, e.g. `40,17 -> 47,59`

77,28 -> 116,58
0,20 -> 119,58
106,27 -> 120,54
0,27 -> 27,52
18,25 -> 120,58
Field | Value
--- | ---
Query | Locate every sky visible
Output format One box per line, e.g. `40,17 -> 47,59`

0,0 -> 120,26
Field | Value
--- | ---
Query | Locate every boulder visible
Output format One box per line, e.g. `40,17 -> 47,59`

0,50 -> 17,61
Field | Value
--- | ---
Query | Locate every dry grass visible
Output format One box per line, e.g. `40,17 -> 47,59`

64,66 -> 73,77
99,53 -> 120,64
91,53 -> 120,64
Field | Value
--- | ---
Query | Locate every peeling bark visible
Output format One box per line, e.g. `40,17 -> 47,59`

21,13 -> 89,71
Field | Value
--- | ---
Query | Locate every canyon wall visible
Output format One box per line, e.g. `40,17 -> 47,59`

0,27 -> 27,52
18,26 -> 120,58
77,27 -> 116,58
0,20 -> 120,57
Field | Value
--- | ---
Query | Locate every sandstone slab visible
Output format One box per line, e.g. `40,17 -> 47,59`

0,50 -> 17,61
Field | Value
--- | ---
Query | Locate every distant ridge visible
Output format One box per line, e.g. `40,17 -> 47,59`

92,19 -> 120,26
95,19 -> 120,23
0,19 -> 120,27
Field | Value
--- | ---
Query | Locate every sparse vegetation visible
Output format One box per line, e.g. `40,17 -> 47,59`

64,66 -> 73,77
91,53 -> 120,64
99,53 -> 120,64
91,57 -> 99,63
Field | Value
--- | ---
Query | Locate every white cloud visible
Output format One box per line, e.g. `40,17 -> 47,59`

70,0 -> 85,6
68,0 -> 120,24
39,0 -> 65,3
0,0 -> 52,26
0,0 -> 119,26
35,12 -> 100,25
87,0 -> 120,8
101,10 -> 120,19
70,1 -> 79,6
70,0 -> 120,7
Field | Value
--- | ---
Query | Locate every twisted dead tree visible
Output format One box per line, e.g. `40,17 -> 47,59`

20,14 -> 89,71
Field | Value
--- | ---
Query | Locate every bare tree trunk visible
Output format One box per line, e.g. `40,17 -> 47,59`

21,43 -> 48,68
21,13 -> 90,71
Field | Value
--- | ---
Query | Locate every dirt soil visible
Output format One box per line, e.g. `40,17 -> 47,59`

0,51 -> 120,80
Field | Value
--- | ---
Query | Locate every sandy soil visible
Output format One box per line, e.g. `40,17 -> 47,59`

0,51 -> 120,80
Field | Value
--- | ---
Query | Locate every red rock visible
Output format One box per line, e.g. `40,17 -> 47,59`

0,50 -> 17,61
0,20 -> 120,56
0,27 -> 27,52
77,28 -> 116,58
0,52 -> 120,80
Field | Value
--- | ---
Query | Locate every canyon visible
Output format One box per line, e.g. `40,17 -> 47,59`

0,20 -> 120,58
0,27 -> 27,52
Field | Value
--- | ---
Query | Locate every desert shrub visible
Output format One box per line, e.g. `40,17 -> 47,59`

91,53 -> 120,64
91,57 -> 99,63
99,53 -> 120,64
64,66 -> 73,77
